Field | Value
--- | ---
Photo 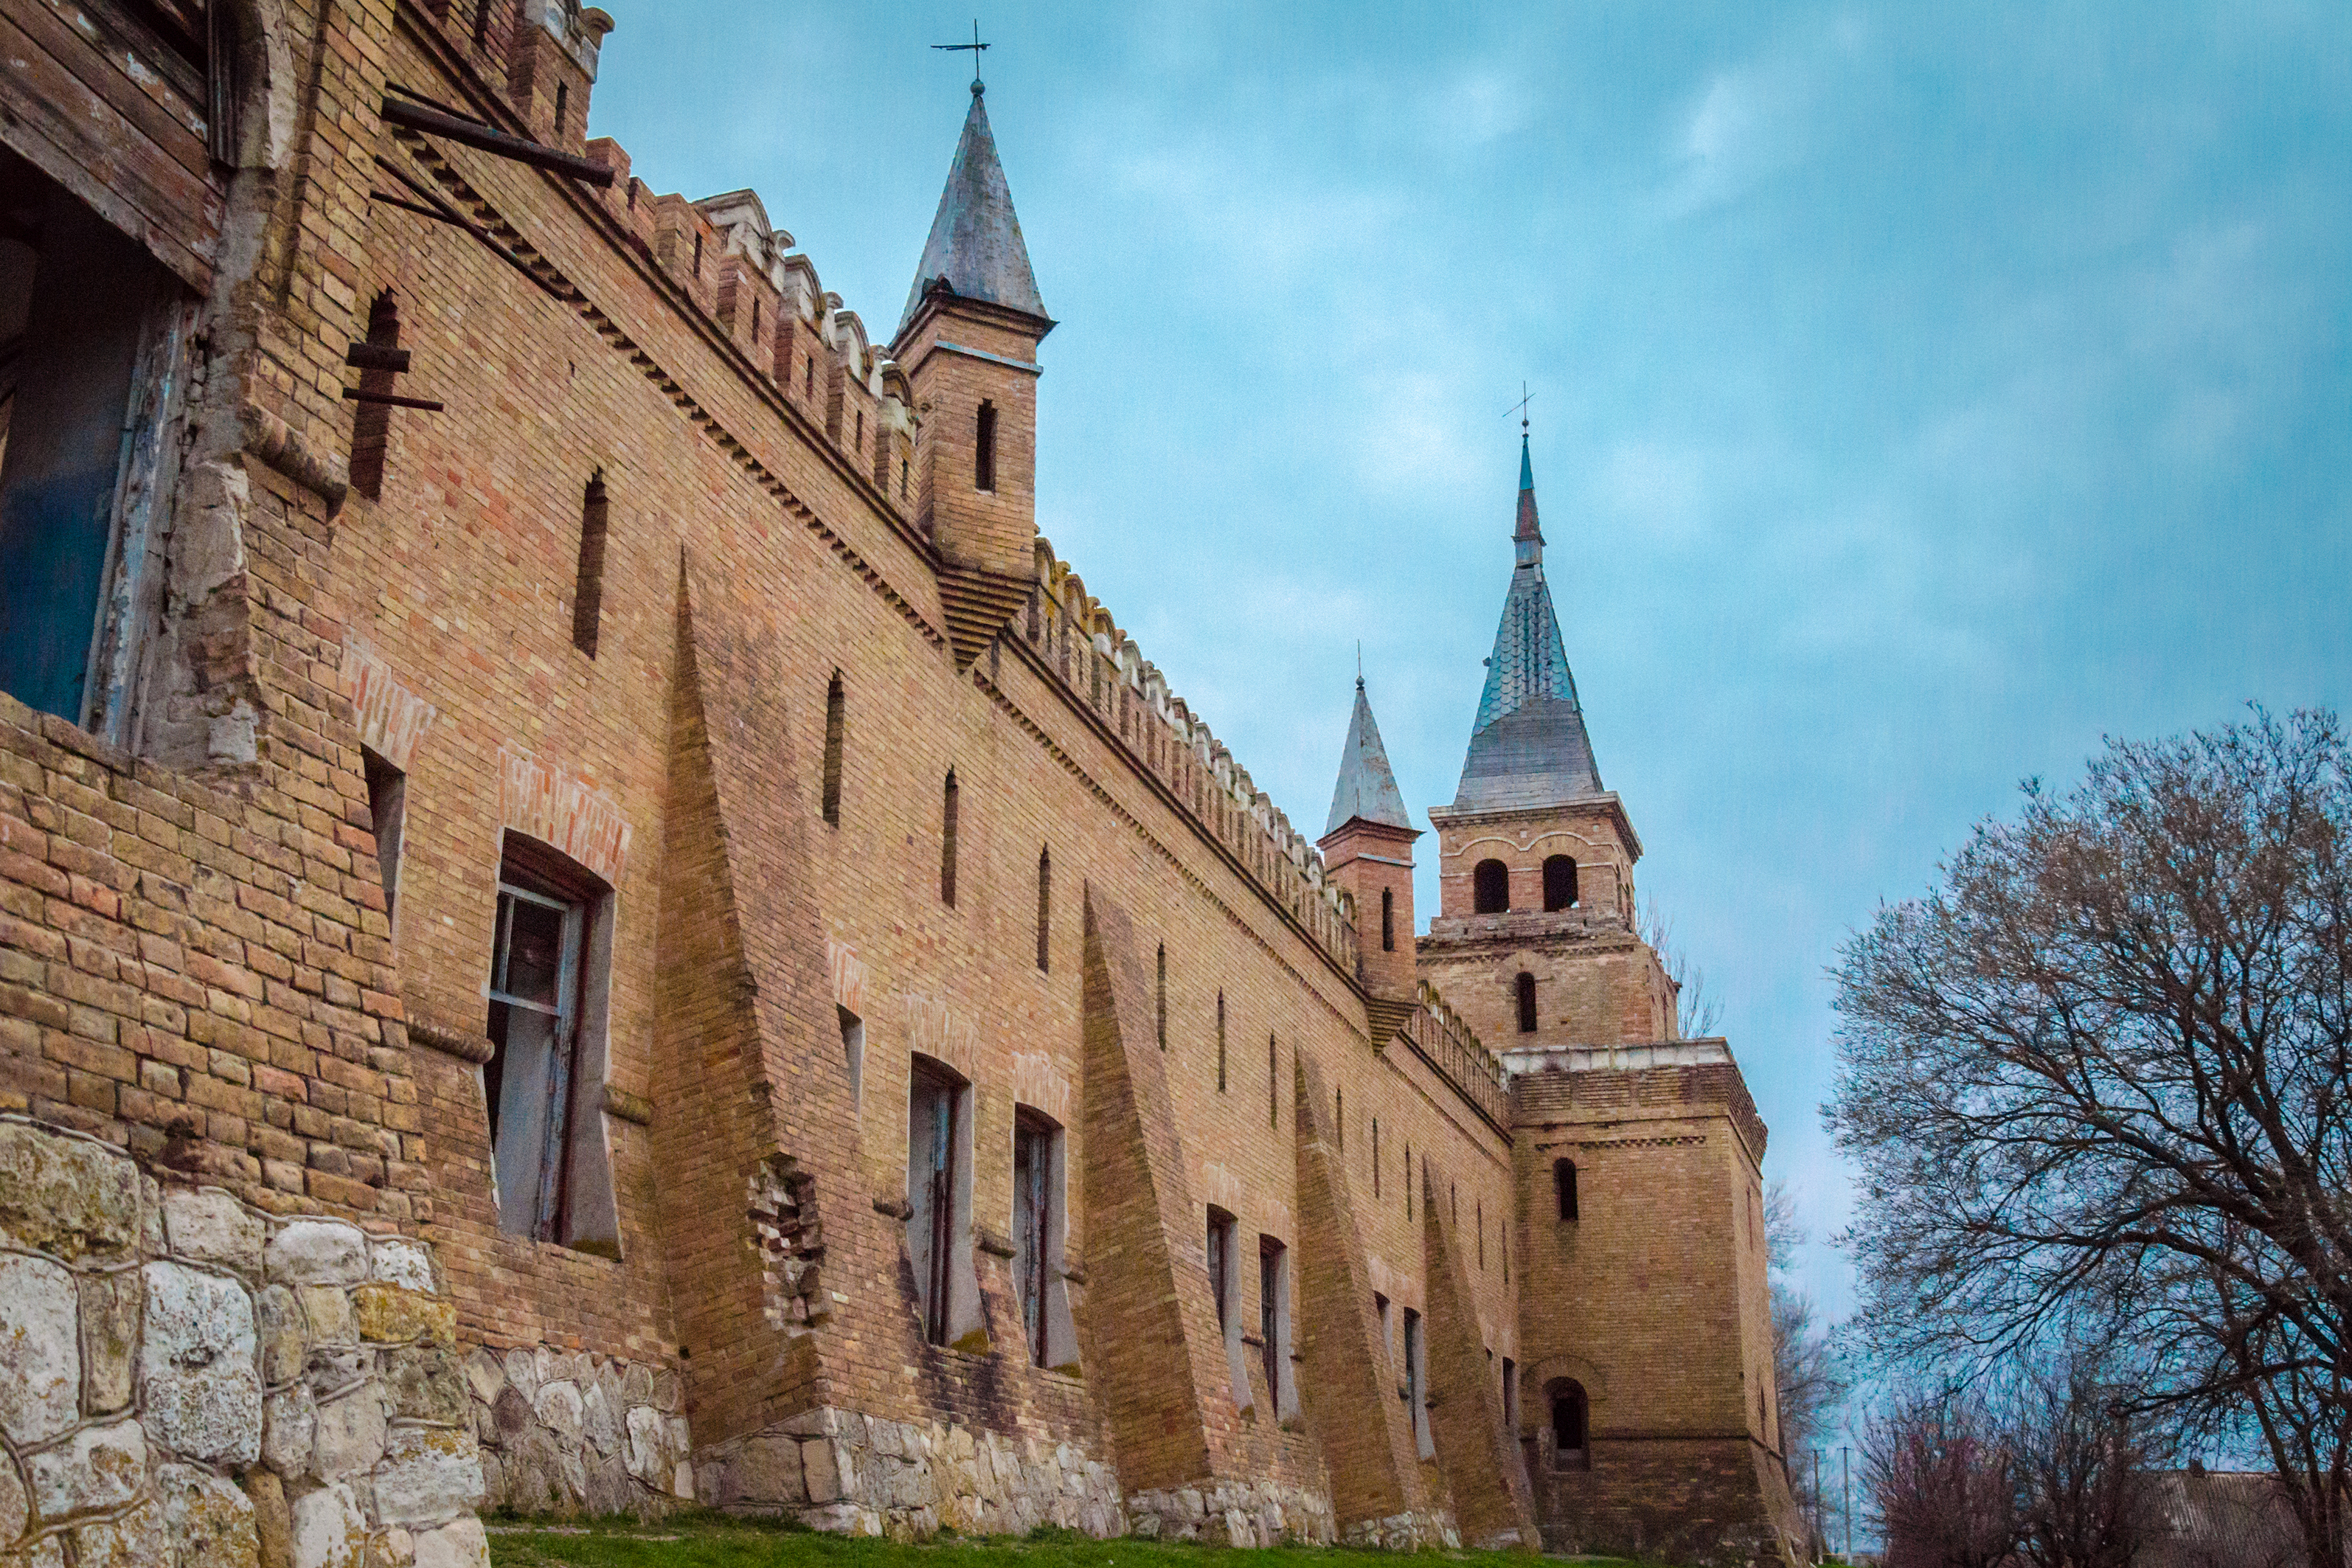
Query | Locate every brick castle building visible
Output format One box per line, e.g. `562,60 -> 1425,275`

0,3 -> 1803,1563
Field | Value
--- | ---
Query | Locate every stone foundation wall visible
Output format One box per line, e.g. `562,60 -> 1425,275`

1127,1478 -> 1339,1547
462,1347 -> 692,1519
0,1117 -> 486,1567
696,1406 -> 1125,1541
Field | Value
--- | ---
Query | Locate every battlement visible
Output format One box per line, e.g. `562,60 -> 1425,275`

1397,982 -> 1508,1133
1018,541 -> 1361,977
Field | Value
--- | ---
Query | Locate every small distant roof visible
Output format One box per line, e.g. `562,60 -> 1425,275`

1451,442 -> 1604,813
1325,679 -> 1413,836
898,84 -> 1047,338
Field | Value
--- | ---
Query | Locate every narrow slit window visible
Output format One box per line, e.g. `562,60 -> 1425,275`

1544,854 -> 1578,912
692,231 -> 702,277
554,81 -> 569,139
1035,848 -> 1052,972
1381,887 -> 1394,951
1477,1199 -> 1485,1269
1373,1118 -> 1381,1198
1502,1357 -> 1518,1440
571,472 -> 609,657
805,358 -> 814,398
974,400 -> 997,491
1336,1087 -> 1344,1150
839,1007 -> 864,1111
940,771 -> 959,907
1156,944 -> 1167,1050
349,291 -> 401,500
1268,1034 -> 1278,1129
1555,1158 -> 1579,1222
821,671 -> 844,825
1474,858 -> 1510,914
1516,971 -> 1538,1033
362,749 -> 406,922
751,296 -> 760,338
1215,992 -> 1227,1092
855,407 -> 864,451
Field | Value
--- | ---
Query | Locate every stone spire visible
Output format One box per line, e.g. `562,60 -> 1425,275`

898,82 -> 1048,339
1451,440 -> 1603,811
1325,678 -> 1413,836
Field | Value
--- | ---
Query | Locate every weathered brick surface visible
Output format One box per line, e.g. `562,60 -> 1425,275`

0,0 -> 1798,1555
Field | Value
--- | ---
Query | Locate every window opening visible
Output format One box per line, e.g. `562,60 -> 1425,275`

901,456 -> 909,499
554,81 -> 569,139
1516,971 -> 1537,1033
691,231 -> 701,277
1555,1158 -> 1579,1222
805,357 -> 814,398
1336,1086 -> 1343,1150
1215,992 -> 1226,1091
1035,847 -> 1052,971
1156,943 -> 1167,1050
839,1007 -> 864,1111
821,671 -> 844,825
1267,1033 -> 1277,1129
974,399 -> 997,491
1372,1117 -> 1380,1198
1381,887 -> 1394,951
1552,1380 -> 1589,1467
1013,1109 -> 1065,1368
362,749 -> 406,922
0,159 -> 187,729
349,291 -> 401,499
1503,1358 -> 1518,1440
1375,1292 -> 1393,1370
571,471 -> 608,657
1260,1238 -> 1289,1417
855,406 -> 863,451
940,771 -> 958,906
1404,1307 -> 1431,1456
1474,858 -> 1509,914
1404,1146 -> 1412,1220
751,296 -> 760,338
1477,1199 -> 1485,1268
908,1058 -> 971,1347
1543,854 -> 1578,912
1209,1206 -> 1251,1410
485,837 -> 611,1246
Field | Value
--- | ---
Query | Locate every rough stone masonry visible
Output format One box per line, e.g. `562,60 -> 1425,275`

0,2 -> 1805,1564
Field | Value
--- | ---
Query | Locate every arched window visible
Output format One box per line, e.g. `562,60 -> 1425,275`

1035,848 -> 1052,971
1516,971 -> 1537,1033
1474,858 -> 1509,914
1554,1158 -> 1579,1222
1543,855 -> 1578,912
1550,1379 -> 1589,1465
821,672 -> 845,825
1381,887 -> 1395,951
940,771 -> 959,907
975,400 -> 998,492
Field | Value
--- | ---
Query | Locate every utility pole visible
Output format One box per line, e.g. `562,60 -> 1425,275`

1812,1449 -> 1823,1564
1840,1445 -> 1851,1563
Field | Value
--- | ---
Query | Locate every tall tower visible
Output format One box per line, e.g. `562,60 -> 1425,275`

1318,677 -> 1420,1020
1418,443 -> 1804,1560
1418,439 -> 1673,1052
893,77 -> 1053,667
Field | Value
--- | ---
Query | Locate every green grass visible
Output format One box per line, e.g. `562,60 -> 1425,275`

483,1514 -> 1654,1568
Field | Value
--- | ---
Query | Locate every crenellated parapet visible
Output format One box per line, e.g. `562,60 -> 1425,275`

1020,541 -> 1361,979
1398,982 -> 1509,1133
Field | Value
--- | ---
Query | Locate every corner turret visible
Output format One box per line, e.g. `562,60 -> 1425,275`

1319,677 -> 1421,1009
893,81 -> 1053,667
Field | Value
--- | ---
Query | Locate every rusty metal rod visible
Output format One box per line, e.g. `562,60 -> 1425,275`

380,95 -> 614,187
341,389 -> 445,412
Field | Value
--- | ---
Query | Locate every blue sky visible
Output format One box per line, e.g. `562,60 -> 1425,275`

588,4 -> 2351,1334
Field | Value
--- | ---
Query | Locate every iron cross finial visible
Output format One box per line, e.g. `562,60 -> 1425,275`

1505,381 -> 1533,438
933,19 -> 990,92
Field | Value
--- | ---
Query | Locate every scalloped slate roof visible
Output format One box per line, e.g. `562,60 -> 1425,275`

1451,444 -> 1604,812
898,85 -> 1047,337
1325,680 -> 1413,836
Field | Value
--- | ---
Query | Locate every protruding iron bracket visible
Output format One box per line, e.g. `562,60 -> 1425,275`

380,89 -> 615,187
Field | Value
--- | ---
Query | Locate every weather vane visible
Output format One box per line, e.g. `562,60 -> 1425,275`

1505,381 -> 1533,438
932,19 -> 989,91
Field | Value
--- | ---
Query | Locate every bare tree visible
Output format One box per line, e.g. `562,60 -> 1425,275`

1640,901 -> 1722,1038
1864,1386 -> 2021,1568
1767,1182 -> 1850,1539
1826,709 -> 2352,1568
2006,1347 -> 2168,1568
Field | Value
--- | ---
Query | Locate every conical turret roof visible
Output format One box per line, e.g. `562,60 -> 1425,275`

1325,679 -> 1414,836
1451,442 -> 1604,811
898,83 -> 1047,338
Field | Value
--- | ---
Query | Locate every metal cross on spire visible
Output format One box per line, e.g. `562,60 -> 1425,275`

932,19 -> 990,92
1505,381 -> 1534,440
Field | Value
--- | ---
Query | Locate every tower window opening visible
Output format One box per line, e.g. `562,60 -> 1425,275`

855,407 -> 864,451
554,81 -> 569,139
975,400 -> 997,491
1515,971 -> 1537,1034
1544,854 -> 1579,912
805,358 -> 814,398
1474,858 -> 1509,914
692,231 -> 702,277
1555,1158 -> 1579,1222
571,471 -> 608,658
1381,887 -> 1394,951
940,771 -> 959,907
1551,1380 -> 1590,1468
821,671 -> 844,825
